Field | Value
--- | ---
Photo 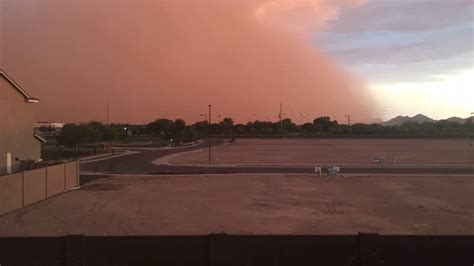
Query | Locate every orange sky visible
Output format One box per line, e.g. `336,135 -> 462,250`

1,0 -> 376,124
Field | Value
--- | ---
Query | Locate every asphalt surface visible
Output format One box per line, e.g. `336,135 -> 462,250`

80,139 -> 226,174
80,139 -> 474,176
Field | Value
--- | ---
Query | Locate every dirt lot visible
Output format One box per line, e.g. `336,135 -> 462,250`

0,174 -> 473,236
169,139 -> 474,165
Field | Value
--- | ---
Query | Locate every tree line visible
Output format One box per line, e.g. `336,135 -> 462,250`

56,116 -> 474,147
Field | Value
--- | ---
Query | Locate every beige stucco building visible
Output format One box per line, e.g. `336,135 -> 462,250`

0,70 -> 44,175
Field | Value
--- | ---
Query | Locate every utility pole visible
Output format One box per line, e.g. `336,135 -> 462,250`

345,114 -> 351,126
106,102 -> 109,125
279,102 -> 283,138
208,104 -> 212,165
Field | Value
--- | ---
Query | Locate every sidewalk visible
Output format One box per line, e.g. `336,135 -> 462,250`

80,150 -> 139,164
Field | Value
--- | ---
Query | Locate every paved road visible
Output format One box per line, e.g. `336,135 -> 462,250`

81,139 -> 474,176
80,140 -> 227,174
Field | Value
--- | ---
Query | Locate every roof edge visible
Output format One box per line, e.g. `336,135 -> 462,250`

34,134 -> 47,143
0,69 -> 40,103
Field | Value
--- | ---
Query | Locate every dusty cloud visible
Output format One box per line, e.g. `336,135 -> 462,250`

2,0 -> 376,123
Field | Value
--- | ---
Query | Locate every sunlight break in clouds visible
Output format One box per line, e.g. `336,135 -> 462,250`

255,0 -> 366,34
369,70 -> 474,120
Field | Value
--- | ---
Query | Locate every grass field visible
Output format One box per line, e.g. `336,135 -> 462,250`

169,138 -> 474,165
0,174 -> 473,236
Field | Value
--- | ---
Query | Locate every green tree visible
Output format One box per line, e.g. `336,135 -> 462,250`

88,121 -> 119,141
145,119 -> 175,139
220,117 -> 234,136
313,117 -> 339,134
233,124 -> 246,136
301,123 -> 314,134
173,119 -> 187,142
58,123 -> 100,147
282,118 -> 297,133
174,119 -> 186,132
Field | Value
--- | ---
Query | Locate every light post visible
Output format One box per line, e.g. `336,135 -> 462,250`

208,105 -> 212,165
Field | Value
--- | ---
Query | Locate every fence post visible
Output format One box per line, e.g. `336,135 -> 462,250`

45,167 -> 48,198
209,233 -> 229,266
21,171 -> 25,208
358,233 -> 380,266
76,160 -> 79,187
66,235 -> 85,266
64,162 -> 67,191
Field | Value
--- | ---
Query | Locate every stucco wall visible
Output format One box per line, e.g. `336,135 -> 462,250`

0,173 -> 23,215
23,168 -> 47,206
0,76 -> 41,175
0,161 -> 79,216
46,164 -> 65,197
65,161 -> 78,190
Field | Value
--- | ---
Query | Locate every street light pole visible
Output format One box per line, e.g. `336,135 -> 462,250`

279,102 -> 284,138
208,105 -> 212,165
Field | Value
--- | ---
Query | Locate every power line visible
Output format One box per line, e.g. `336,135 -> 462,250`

39,101 -> 469,125
345,114 -> 351,126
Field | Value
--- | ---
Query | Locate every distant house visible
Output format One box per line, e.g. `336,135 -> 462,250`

35,121 -> 66,136
0,70 -> 45,175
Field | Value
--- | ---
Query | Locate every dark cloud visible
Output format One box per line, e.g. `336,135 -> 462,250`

329,0 -> 473,33
315,0 -> 474,83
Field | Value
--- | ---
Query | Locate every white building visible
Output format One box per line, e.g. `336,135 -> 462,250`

35,121 -> 66,135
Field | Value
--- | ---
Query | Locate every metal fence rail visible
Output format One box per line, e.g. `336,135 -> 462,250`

0,233 -> 472,266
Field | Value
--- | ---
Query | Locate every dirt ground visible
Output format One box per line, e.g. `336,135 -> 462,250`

169,139 -> 474,165
0,174 -> 473,236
